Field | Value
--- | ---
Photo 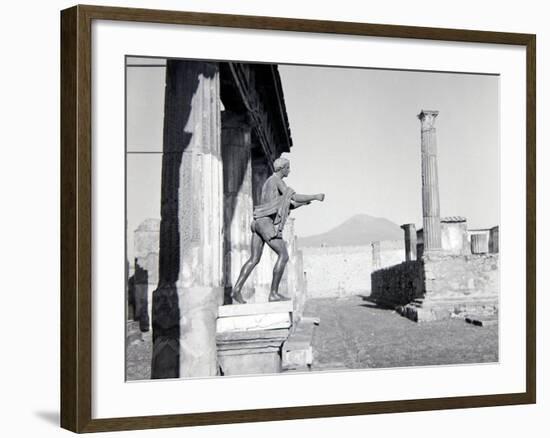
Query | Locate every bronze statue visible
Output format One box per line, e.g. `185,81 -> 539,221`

231,157 -> 324,304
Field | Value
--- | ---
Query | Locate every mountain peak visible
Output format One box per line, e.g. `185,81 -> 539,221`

298,214 -> 402,247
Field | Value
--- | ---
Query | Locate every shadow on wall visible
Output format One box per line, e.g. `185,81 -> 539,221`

302,240 -> 405,299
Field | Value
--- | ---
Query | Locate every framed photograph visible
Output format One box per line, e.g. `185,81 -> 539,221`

60,4 -> 536,433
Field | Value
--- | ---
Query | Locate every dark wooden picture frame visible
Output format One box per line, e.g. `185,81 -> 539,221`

60,4 -> 536,433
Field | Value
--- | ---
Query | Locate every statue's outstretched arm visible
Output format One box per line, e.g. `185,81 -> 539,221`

293,193 -> 325,203
290,200 -> 310,210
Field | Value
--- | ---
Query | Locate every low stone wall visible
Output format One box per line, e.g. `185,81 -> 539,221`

370,261 -> 424,306
422,253 -> 499,312
370,252 -> 499,320
302,240 -> 405,298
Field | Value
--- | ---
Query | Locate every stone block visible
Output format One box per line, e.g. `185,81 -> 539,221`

464,314 -> 499,327
216,301 -> 295,375
216,328 -> 290,376
219,351 -> 282,376
283,349 -> 312,369
216,312 -> 291,332
281,316 -> 319,370
218,301 -> 293,318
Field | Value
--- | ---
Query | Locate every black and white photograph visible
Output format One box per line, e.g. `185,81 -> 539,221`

125,56 -> 500,381
1,0 -> 544,435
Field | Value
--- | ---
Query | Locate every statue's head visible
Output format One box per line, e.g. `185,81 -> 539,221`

273,157 -> 290,177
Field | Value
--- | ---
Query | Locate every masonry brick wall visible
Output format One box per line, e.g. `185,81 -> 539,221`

302,240 -> 405,298
370,253 -> 499,312
370,261 -> 424,306
422,253 -> 499,305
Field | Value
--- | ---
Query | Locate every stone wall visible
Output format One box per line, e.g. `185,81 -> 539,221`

422,253 -> 499,313
370,260 -> 424,306
370,252 -> 499,320
302,240 -> 405,298
133,219 -> 160,331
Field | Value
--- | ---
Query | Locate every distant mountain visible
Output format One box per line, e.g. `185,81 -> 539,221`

298,214 -> 402,247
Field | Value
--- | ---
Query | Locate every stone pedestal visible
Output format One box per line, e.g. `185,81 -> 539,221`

418,110 -> 442,252
395,252 -> 499,322
216,301 -> 293,376
281,316 -> 319,371
152,60 -> 223,379
400,223 -> 417,261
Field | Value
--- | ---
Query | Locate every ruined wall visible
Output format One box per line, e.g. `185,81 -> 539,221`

133,218 -> 160,331
422,253 -> 499,313
302,240 -> 405,298
370,252 -> 499,317
370,260 -> 424,306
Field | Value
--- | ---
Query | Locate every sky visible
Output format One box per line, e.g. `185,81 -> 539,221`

126,58 -> 499,261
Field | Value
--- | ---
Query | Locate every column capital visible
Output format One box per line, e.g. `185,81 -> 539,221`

417,110 -> 439,130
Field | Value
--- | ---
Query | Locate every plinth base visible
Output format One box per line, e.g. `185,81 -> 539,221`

216,301 -> 293,376
282,316 -> 320,371
397,298 -> 498,323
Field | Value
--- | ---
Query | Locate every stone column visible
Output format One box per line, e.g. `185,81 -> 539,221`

133,258 -> 149,331
251,156 -> 271,206
400,223 -> 417,261
152,60 -> 223,379
282,217 -> 297,303
222,112 -> 254,302
418,110 -> 442,251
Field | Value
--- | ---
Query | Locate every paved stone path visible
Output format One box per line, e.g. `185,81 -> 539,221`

304,296 -> 498,371
126,295 -> 498,380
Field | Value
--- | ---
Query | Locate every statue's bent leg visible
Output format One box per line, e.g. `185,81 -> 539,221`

265,238 -> 290,301
231,233 -> 264,304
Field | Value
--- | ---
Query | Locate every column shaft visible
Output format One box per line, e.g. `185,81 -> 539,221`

152,60 -> 222,379
418,110 -> 442,251
401,223 -> 417,261
222,114 -> 254,301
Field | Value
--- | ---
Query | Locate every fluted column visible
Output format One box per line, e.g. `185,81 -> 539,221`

401,223 -> 417,261
152,60 -> 223,379
418,110 -> 442,252
251,156 -> 271,206
222,112 -> 254,301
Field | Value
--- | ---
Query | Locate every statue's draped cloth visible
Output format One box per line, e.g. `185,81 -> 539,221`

251,185 -> 296,241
